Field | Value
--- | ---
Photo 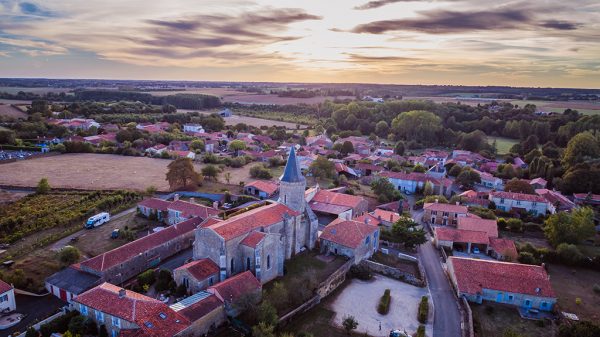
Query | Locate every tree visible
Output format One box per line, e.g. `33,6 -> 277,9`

389,217 -> 427,248
455,169 -> 481,189
308,156 -> 335,180
252,322 -> 276,337
189,139 -> 205,152
340,141 -> 354,155
562,132 -> 600,168
558,321 -> 600,337
145,185 -> 157,196
36,177 -> 51,194
25,327 -> 38,337
394,141 -> 405,155
201,164 -> 220,181
423,181 -> 434,196
448,164 -> 462,177
59,246 -> 80,265
556,243 -> 584,265
269,282 -> 289,312
391,110 -> 442,145
250,164 -> 273,179
229,140 -> 246,157
371,177 -> 401,203
99,325 -> 108,337
68,315 -> 87,335
224,172 -> 232,184
544,207 -> 595,246
504,178 -> 535,194
413,164 -> 426,173
257,301 -> 278,326
0,129 -> 16,145
342,315 -> 358,335
375,121 -> 389,137
166,158 -> 202,190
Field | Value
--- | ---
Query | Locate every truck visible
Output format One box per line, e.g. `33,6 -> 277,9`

85,212 -> 110,229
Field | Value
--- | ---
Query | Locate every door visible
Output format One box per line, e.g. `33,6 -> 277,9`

59,288 -> 67,301
496,293 -> 503,303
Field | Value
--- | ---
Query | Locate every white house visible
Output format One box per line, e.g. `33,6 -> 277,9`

489,191 -> 548,215
379,171 -> 452,197
183,124 -> 205,133
474,169 -> 503,190
0,279 -> 16,313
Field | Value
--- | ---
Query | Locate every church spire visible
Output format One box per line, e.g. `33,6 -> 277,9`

280,146 -> 305,183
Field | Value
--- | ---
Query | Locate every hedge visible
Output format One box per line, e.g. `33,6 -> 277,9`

0,144 -> 42,151
418,296 -> 429,324
416,325 -> 426,337
377,289 -> 391,315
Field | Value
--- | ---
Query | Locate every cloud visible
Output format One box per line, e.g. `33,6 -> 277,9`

0,36 -> 67,55
350,8 -> 580,34
17,1 -> 54,17
354,0 -> 404,10
345,53 -> 418,63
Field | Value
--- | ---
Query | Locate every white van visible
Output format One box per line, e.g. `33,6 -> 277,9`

85,212 -> 110,229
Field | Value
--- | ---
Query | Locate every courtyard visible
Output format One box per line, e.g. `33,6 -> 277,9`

328,275 -> 432,337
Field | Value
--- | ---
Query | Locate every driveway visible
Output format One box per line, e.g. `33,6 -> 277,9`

418,239 -> 462,337
328,275 -> 432,337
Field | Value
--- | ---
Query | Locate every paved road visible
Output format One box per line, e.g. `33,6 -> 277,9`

50,206 -> 137,251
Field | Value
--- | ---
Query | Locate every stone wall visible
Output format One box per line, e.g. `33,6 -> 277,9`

360,260 -> 425,287
461,296 -> 474,337
316,259 -> 354,298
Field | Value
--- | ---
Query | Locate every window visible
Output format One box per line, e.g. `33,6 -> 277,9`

230,258 -> 235,273
532,202 -> 537,207
365,236 -> 370,245
267,255 -> 271,270
111,330 -> 118,337
500,198 -> 505,204
80,305 -> 88,316
432,211 -> 437,215
524,299 -> 531,307
112,316 -> 121,328
209,277 -> 214,286
507,294 -> 514,302
96,310 -> 104,323
0,294 -> 7,302
541,301 -> 548,309
516,200 -> 521,205
246,257 -> 251,271
443,212 -> 449,217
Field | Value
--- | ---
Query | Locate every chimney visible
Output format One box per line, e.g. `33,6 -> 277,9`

213,201 -> 219,209
118,288 -> 126,298
390,214 -> 393,222
364,217 -> 369,225
174,194 -> 180,201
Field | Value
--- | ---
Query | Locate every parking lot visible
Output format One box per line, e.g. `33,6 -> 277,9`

328,275 -> 433,337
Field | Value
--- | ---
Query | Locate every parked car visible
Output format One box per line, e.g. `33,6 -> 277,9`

111,229 -> 120,239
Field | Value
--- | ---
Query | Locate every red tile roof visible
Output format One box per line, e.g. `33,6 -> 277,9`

434,227 -> 489,245
177,294 -> 223,322
489,191 -> 547,203
240,231 -> 267,248
311,190 -> 366,209
246,180 -> 279,196
168,200 -> 221,219
457,217 -> 498,238
0,279 -> 13,294
355,213 -> 382,227
138,198 -> 171,211
309,202 -> 351,215
208,202 -> 299,241
489,238 -> 518,259
320,220 -> 378,249
449,257 -> 555,297
372,209 -> 401,223
208,271 -> 261,303
424,203 -> 468,214
379,171 -> 439,184
75,283 -> 190,337
81,217 -> 202,272
174,258 -> 219,281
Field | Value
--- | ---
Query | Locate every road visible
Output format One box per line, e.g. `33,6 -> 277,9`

50,206 -> 137,251
411,205 -> 462,337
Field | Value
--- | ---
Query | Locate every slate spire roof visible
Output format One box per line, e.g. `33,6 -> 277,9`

280,146 -> 305,183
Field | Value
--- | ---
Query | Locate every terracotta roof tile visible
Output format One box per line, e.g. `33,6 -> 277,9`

434,227 -> 489,245
168,200 -> 221,219
449,257 -> 555,297
138,198 -> 171,211
490,191 -> 547,203
311,190 -> 366,209
457,217 -> 498,238
177,294 -> 223,322
372,209 -> 401,223
208,271 -> 261,303
240,231 -> 267,248
489,238 -> 518,259
246,180 -> 279,196
174,259 -> 219,281
424,203 -> 468,214
0,279 -> 12,294
320,220 -> 378,249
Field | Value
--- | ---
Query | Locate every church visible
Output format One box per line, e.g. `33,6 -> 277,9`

192,147 -> 318,285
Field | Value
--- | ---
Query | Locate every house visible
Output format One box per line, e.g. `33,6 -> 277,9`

355,162 -> 384,177
73,283 -> 191,337
474,169 -> 503,190
319,219 -> 379,264
183,124 -> 205,134
307,187 -> 369,223
49,118 -> 100,131
45,264 -> 101,304
376,200 -> 410,215
173,259 -> 220,295
422,202 -> 468,226
535,189 -> 576,213
306,134 -> 333,148
529,178 -> 547,190
489,191 -> 548,215
207,271 -> 261,317
370,208 -> 401,228
379,171 -> 452,197
573,193 -> 600,206
0,279 -> 16,313
456,216 -> 498,238
166,198 -> 221,225
219,109 -> 233,117
169,291 -> 227,336
78,217 -> 203,284
137,198 -> 171,221
447,257 -> 556,312
457,190 -> 490,207
434,227 -> 489,254
426,164 -> 446,179
335,163 -> 358,179
489,238 -> 518,261
168,150 -> 196,160
244,180 -> 279,199
145,144 -> 167,155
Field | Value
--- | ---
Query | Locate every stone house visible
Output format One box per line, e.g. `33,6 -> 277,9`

489,191 -> 549,215
422,202 -> 468,226
173,259 -> 220,295
319,219 -> 379,264
244,180 -> 279,199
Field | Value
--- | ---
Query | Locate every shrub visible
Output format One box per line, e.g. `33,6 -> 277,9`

155,269 -> 173,292
418,296 -> 429,324
257,301 -> 278,326
416,325 -> 426,337
576,297 -> 582,305
68,316 -> 87,335
497,218 -> 507,230
36,178 -> 51,194
58,246 -> 80,265
556,243 -> 584,265
99,325 -> 108,337
349,264 -> 372,280
342,315 -> 358,334
249,164 -> 273,179
137,269 -> 156,286
377,289 -> 391,315
518,252 -> 538,265
506,218 -> 523,232
40,311 -> 79,337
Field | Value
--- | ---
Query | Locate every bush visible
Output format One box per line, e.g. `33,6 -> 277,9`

506,218 -> 523,232
418,296 -> 429,324
497,218 -> 507,230
556,243 -> 584,265
59,246 -> 80,265
155,269 -> 173,292
349,264 -> 372,280
137,269 -> 156,286
249,164 -> 273,179
518,252 -> 539,265
558,320 -> 600,337
377,289 -> 391,315
68,315 -> 87,335
99,325 -> 108,337
40,311 -> 79,337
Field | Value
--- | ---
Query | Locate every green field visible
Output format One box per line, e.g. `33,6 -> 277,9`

488,136 -> 519,155
510,100 -> 600,116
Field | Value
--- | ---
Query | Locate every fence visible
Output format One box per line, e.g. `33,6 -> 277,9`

359,260 -> 425,287
460,296 -> 474,337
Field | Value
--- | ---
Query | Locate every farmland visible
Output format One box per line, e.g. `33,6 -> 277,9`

0,103 -> 27,119
178,109 -> 306,129
223,93 -> 355,105
487,136 -> 519,155
0,153 -> 276,191
511,100 -> 600,115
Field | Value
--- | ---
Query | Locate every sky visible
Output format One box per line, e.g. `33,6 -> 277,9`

0,0 -> 599,88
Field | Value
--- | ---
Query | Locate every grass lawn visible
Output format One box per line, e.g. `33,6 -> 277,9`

283,250 -> 347,284
471,302 -> 557,337
282,304 -> 370,337
548,264 -> 600,321
371,252 -> 419,276
488,136 -> 519,155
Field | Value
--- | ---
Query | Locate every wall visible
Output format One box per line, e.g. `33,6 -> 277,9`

176,305 -> 226,337
316,259 -> 354,298
173,268 -> 218,295
359,260 -> 425,287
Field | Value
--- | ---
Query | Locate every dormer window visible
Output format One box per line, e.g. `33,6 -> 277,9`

159,312 -> 167,320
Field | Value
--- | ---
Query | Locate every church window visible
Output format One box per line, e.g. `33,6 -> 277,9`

246,257 -> 251,271
230,258 -> 235,273
267,255 -> 271,270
